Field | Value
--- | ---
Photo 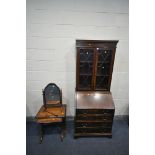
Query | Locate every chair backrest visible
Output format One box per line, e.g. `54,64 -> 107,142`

43,83 -> 62,107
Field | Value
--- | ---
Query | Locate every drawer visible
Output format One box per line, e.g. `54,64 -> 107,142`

76,109 -> 114,116
76,115 -> 113,121
75,127 -> 111,133
75,122 -> 112,128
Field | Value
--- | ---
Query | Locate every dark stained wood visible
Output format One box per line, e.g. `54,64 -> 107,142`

76,47 -> 80,90
76,47 -> 96,90
75,121 -> 112,127
93,48 -> 98,90
75,40 -> 118,138
74,133 -> 112,138
76,40 -> 118,91
75,127 -> 111,133
74,91 -> 115,137
76,91 -> 114,109
76,115 -> 113,120
76,40 -> 118,48
92,48 -> 97,90
107,48 -> 116,90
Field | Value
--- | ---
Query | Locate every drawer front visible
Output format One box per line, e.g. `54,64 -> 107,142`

76,115 -> 113,121
75,127 -> 111,133
76,109 -> 114,116
75,121 -> 112,128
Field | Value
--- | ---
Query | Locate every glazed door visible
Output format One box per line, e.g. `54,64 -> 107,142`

77,48 -> 95,90
94,48 -> 113,90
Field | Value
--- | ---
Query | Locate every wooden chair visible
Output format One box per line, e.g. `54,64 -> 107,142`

35,83 -> 66,143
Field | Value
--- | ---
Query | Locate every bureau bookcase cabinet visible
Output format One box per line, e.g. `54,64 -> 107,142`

74,40 -> 118,138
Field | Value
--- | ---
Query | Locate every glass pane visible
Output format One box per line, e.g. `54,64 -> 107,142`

95,48 -> 112,90
95,76 -> 109,90
97,63 -> 110,76
78,48 -> 94,89
79,48 -> 94,61
97,49 -> 112,63
80,62 -> 93,74
79,75 -> 92,89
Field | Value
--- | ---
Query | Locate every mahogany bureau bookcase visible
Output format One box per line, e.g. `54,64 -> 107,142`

74,40 -> 118,138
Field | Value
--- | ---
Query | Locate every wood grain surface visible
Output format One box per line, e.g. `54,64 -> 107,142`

36,105 -> 66,123
76,91 -> 114,109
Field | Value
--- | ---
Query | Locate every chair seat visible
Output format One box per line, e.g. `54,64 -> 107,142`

47,100 -> 60,104
36,105 -> 66,124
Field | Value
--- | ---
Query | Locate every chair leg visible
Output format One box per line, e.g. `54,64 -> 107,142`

39,124 -> 44,144
60,120 -> 66,142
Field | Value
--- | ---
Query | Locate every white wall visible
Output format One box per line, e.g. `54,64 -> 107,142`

26,0 -> 129,116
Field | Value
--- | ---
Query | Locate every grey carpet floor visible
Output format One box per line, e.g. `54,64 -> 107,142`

26,118 -> 129,155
